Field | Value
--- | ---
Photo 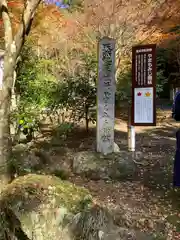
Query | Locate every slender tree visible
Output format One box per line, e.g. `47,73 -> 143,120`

0,0 -> 66,187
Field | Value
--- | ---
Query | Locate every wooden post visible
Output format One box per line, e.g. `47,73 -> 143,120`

128,102 -> 135,152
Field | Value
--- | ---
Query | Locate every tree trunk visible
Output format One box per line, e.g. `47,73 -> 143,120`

0,89 -> 12,186
0,0 -> 16,188
0,0 -> 43,187
10,70 -> 18,144
0,64 -> 15,188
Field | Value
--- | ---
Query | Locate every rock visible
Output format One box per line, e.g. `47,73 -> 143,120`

0,174 -> 92,240
12,144 -> 74,177
72,151 -> 137,180
73,151 -> 107,180
113,142 -> 120,153
26,152 -> 42,168
12,144 -> 32,175
12,146 -> 46,174
47,148 -> 74,178
98,228 -> 154,240
70,205 -> 116,240
21,205 -> 74,240
70,205 -> 153,240
79,142 -> 120,153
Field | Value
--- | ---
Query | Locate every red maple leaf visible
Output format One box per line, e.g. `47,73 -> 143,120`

137,92 -> 142,96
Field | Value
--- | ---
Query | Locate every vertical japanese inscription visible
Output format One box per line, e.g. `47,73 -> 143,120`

97,37 -> 116,154
147,53 -> 153,85
132,44 -> 156,126
134,47 -> 155,87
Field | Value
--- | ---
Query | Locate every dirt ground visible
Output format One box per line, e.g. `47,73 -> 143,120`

69,111 -> 180,239
31,107 -> 180,239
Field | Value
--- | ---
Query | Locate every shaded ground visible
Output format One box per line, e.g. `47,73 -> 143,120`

66,121 -> 180,239
12,106 -> 180,239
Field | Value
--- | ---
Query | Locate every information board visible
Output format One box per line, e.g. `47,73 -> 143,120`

131,44 -> 156,126
97,37 -> 116,154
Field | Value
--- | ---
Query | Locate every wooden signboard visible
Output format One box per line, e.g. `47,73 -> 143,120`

131,44 -> 156,126
97,37 -> 116,155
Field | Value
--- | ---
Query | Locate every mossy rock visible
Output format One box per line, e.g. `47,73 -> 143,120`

0,174 -> 92,239
72,151 -> 137,180
1,174 -> 92,212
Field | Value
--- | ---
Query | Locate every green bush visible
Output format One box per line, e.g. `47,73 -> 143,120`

50,51 -> 97,132
15,41 -> 171,138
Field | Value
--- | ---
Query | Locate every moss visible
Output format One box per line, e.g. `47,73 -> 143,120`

0,174 -> 94,239
0,174 -> 92,214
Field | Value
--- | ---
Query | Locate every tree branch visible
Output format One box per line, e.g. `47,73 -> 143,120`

0,0 -> 13,50
14,0 -> 42,60
0,0 -> 15,89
